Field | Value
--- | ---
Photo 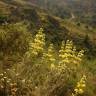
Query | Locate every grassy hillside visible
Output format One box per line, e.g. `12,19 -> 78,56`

0,23 -> 96,96
0,1 -> 96,96
0,0 -> 96,58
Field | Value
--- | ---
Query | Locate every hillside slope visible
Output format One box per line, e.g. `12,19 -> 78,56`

0,1 -> 96,96
0,0 -> 96,58
28,0 -> 96,27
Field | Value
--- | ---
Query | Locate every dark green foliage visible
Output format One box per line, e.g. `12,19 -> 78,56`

76,22 -> 81,26
84,35 -> 91,49
83,35 -> 96,58
0,15 -> 8,24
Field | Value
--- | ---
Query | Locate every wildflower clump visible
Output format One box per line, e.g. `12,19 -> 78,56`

58,40 -> 84,73
58,40 -> 73,72
59,40 -> 73,64
72,75 -> 86,96
21,28 -> 46,79
58,41 -> 67,72
26,28 -> 45,57
42,44 -> 56,70
70,48 -> 84,72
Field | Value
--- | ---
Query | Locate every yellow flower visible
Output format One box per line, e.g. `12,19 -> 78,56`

78,89 -> 84,94
72,75 -> 86,96
74,88 -> 78,93
51,64 -> 55,69
26,28 -> 45,57
42,43 -> 56,69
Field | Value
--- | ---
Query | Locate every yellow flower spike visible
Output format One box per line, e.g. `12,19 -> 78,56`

42,43 -> 56,69
72,75 -> 87,96
26,28 -> 45,57
58,40 -> 73,71
59,40 -> 84,73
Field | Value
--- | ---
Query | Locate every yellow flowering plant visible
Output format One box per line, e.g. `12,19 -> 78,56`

58,40 -> 84,73
25,28 -> 45,58
72,75 -> 87,96
42,43 -> 56,70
